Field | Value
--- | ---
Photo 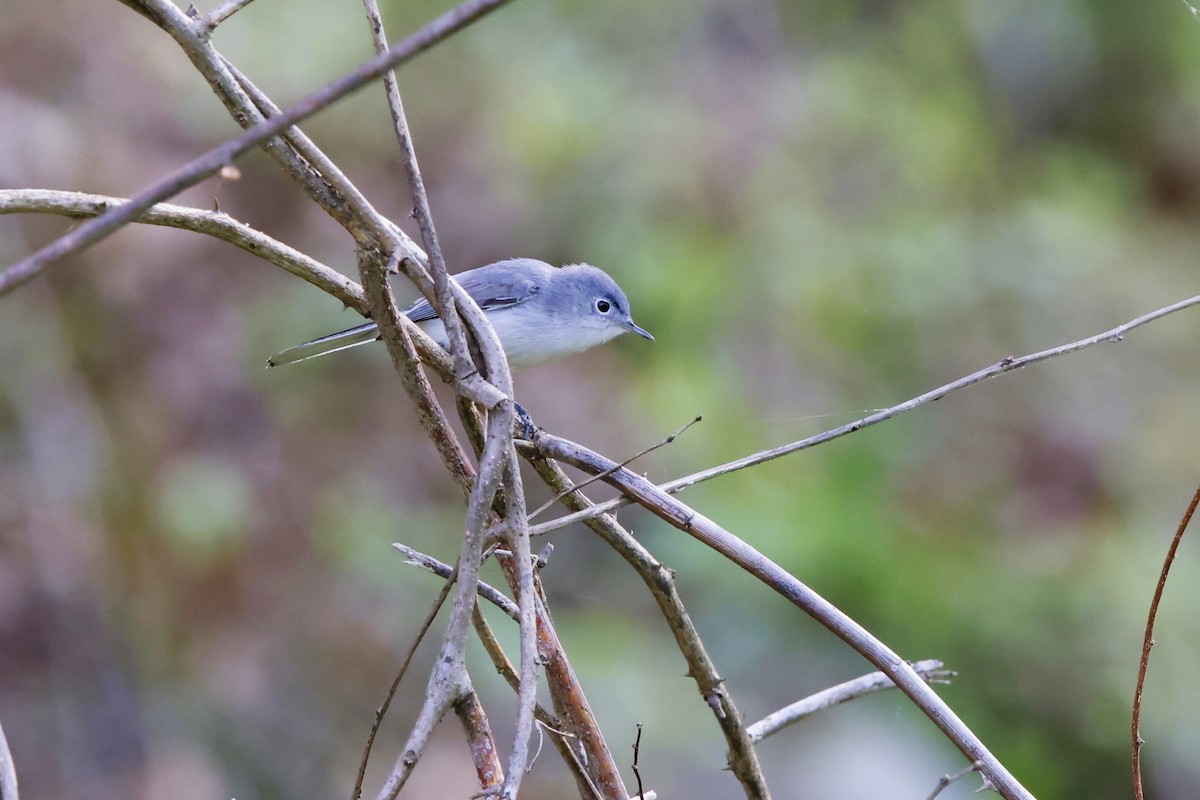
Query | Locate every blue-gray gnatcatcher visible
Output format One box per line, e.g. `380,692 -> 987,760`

267,258 -> 653,368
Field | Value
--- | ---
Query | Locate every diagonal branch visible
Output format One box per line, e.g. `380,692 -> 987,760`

0,189 -> 365,312
0,0 -> 513,295
530,432 -> 1035,800
529,291 -> 1200,538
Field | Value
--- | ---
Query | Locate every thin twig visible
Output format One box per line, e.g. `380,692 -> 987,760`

522,453 -> 767,798
926,761 -> 984,800
362,0 -> 473,376
351,568 -> 459,800
533,432 -> 1034,800
526,416 -> 702,522
631,724 -> 645,800
528,292 -> 1200,538
746,659 -> 952,743
1132,485 -> 1200,800
0,0 -> 514,296
393,543 -> 518,619
202,0 -> 257,32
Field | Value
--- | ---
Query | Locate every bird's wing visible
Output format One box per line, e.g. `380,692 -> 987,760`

404,260 -> 547,323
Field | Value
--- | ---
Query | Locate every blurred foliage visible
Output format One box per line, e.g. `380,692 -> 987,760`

4,0 -> 1200,798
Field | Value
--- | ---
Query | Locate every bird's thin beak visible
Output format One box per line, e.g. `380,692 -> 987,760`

623,319 -> 654,341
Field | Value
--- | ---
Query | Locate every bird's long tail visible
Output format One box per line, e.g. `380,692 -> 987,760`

266,322 -> 380,367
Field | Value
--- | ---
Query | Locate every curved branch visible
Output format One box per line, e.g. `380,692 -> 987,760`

1131,485 -> 1200,799
0,189 -> 365,311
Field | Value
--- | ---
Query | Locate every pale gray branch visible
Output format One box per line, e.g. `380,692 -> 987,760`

523,453 -> 767,798
392,543 -> 518,619
0,0 -> 512,295
531,432 -> 1034,800
746,659 -> 953,743
0,189 -> 365,311
0,719 -> 17,800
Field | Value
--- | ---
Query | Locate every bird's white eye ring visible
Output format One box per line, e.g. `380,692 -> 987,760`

595,299 -> 612,313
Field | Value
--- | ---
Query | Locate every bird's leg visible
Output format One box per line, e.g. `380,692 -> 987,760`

513,401 -> 538,441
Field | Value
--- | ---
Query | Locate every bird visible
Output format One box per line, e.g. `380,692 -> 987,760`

267,258 -> 653,369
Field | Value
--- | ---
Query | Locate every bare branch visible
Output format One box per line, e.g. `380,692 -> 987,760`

531,432 -> 1035,800
1131,485 -> 1200,800
351,563 -> 459,800
202,0 -> 257,33
470,606 -> 605,800
0,189 -> 365,312
0,0 -> 514,295
926,761 -> 984,800
529,291 -> 1200,538
452,690 -> 504,794
494,451 -> 539,799
526,415 -> 701,523
374,407 -> 511,800
362,0 -> 472,376
746,659 -> 953,743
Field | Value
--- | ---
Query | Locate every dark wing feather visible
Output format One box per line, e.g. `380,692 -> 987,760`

403,260 -> 547,323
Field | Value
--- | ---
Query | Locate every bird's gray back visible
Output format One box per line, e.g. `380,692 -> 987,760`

404,258 -> 554,323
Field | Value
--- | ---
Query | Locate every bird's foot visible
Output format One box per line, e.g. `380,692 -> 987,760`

513,402 -> 539,441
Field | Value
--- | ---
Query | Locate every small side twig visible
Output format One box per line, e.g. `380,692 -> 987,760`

1132,484 -> 1200,800
526,416 -> 702,522
926,761 -> 984,800
393,543 -> 518,619
631,724 -> 645,800
746,659 -> 952,742
361,0 -> 473,376
528,292 -> 1200,538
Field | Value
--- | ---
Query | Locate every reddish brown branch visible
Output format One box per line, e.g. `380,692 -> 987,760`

1131,484 -> 1200,800
453,691 -> 504,792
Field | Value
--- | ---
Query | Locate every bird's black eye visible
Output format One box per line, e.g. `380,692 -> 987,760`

595,299 -> 612,314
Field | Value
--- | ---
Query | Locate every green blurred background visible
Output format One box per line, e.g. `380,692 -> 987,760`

3,0 -> 1200,797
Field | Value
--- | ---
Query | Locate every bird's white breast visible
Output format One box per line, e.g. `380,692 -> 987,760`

419,306 -> 622,367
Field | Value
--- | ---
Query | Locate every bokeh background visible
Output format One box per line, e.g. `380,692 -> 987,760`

4,0 -> 1200,797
